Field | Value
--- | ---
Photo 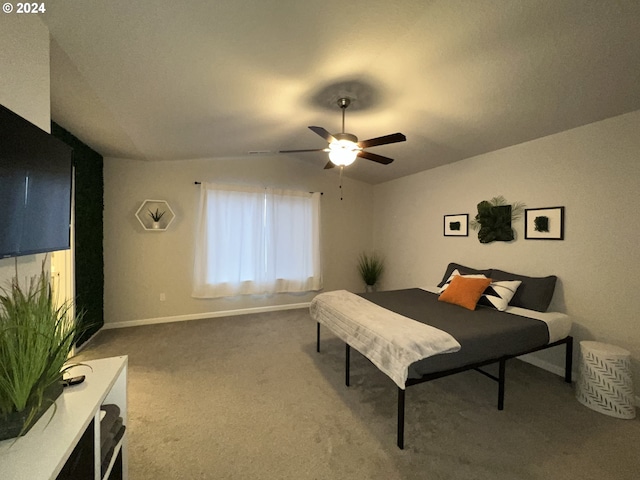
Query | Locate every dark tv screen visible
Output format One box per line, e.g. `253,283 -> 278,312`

0,104 -> 73,259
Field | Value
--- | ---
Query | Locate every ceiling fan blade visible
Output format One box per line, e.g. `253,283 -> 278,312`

324,161 -> 335,169
309,126 -> 337,144
357,150 -> 394,165
279,149 -> 326,153
358,132 -> 406,149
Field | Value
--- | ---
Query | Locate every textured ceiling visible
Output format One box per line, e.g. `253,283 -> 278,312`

43,0 -> 640,184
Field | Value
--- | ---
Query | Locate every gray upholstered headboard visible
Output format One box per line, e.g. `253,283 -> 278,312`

437,262 -> 557,312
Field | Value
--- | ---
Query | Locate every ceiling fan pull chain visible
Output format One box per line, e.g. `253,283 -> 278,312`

339,165 -> 344,200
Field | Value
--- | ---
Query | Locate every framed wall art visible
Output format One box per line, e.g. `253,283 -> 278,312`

444,214 -> 469,237
525,206 -> 564,240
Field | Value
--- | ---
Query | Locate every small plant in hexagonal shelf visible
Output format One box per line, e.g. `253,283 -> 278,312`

135,200 -> 176,231
148,208 -> 165,228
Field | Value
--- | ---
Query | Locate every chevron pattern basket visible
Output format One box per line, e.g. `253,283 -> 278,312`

576,341 -> 636,419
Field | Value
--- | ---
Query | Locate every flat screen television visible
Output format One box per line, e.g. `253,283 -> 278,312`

0,104 -> 73,259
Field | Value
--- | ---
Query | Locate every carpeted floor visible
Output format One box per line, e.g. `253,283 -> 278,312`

77,309 -> 640,480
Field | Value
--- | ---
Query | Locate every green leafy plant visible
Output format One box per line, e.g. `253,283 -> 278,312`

0,261 -> 87,438
148,208 -> 165,222
469,196 -> 525,243
357,252 -> 384,287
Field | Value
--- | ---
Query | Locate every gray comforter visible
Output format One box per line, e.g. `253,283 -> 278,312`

358,288 -> 550,378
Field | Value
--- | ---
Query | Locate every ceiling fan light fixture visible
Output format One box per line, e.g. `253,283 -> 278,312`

279,96 -> 405,169
328,139 -> 359,166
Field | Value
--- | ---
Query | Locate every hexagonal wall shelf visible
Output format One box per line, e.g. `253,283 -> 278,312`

135,200 -> 175,231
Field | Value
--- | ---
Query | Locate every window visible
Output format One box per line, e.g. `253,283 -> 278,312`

192,183 -> 322,298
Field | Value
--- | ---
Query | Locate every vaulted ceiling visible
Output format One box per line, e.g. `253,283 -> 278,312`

43,0 -> 640,184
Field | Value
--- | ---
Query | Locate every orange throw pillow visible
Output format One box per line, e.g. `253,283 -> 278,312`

438,275 -> 493,311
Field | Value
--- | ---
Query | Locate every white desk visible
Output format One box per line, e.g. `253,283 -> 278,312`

0,356 -> 128,480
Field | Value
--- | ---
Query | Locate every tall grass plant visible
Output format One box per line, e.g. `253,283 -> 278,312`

357,252 -> 385,287
0,262 -> 85,437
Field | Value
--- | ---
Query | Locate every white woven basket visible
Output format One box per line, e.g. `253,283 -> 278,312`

576,341 -> 636,419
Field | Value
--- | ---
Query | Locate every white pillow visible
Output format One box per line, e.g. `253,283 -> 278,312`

438,269 -> 488,293
478,280 -> 522,311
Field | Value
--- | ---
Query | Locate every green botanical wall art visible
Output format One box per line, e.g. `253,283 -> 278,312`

534,215 -> 549,232
470,196 -> 525,243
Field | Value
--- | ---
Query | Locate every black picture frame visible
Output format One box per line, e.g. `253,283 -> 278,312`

444,214 -> 469,237
525,207 -> 565,240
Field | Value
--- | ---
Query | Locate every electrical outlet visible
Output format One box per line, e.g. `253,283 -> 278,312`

160,293 -> 166,302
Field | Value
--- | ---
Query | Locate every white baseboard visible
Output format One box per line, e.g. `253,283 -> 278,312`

517,352 -> 574,379
101,302 -> 311,330
518,353 -> 640,407
98,309 -> 640,409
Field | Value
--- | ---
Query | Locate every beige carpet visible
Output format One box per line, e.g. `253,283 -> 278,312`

77,309 -> 640,480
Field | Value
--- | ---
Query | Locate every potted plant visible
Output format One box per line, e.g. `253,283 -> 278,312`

357,251 -> 384,292
148,208 -> 165,229
0,262 -> 86,441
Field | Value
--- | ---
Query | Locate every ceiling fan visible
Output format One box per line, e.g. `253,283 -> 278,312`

279,98 -> 406,169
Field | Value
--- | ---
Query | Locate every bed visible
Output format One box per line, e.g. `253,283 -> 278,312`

309,263 -> 573,449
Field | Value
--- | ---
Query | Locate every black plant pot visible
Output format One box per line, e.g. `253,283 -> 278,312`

0,381 -> 64,442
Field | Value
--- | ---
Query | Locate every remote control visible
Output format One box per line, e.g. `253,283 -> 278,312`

62,375 -> 86,387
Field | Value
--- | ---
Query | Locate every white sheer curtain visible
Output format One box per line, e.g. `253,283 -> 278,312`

192,183 -> 322,298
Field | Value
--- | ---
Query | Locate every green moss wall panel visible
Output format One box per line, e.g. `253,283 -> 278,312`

51,123 -> 104,346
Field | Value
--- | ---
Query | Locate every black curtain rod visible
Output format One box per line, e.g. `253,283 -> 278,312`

194,182 -> 322,194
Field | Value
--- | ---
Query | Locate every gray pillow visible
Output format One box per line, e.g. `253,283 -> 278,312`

437,263 -> 493,288
489,269 -> 557,312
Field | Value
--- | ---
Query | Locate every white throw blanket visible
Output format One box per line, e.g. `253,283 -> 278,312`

309,290 -> 461,389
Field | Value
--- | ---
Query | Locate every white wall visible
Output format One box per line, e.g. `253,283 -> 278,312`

373,110 -> 640,387
0,16 -> 51,285
6,13 -> 636,396
103,155 -> 374,325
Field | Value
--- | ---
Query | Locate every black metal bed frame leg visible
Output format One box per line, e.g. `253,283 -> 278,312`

316,322 -> 320,353
397,387 -> 405,449
565,336 -> 573,383
345,344 -> 351,387
498,359 -> 506,411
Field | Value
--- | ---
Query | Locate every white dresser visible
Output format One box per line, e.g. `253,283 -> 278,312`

0,356 -> 128,480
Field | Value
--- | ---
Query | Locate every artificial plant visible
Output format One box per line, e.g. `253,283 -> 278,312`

148,208 -> 165,222
0,261 -> 86,439
357,252 -> 385,288
470,196 -> 525,243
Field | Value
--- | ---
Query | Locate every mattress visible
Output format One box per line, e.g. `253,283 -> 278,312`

357,288 -> 571,379
421,286 -> 571,343
310,289 -> 461,388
